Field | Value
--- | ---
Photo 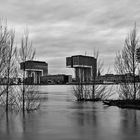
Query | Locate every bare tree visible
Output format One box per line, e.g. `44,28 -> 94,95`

72,82 -> 84,101
0,20 -> 9,104
25,85 -> 41,111
73,50 -> 113,101
0,19 -> 17,111
19,29 -> 35,113
92,50 -> 114,100
5,30 -> 17,112
0,21 -> 40,112
0,20 -> 10,76
115,24 -> 140,100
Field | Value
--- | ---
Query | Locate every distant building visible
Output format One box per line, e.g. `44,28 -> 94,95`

40,74 -> 72,84
96,74 -> 140,84
20,60 -> 48,84
66,55 -> 97,82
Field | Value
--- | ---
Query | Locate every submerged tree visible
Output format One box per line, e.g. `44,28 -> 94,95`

0,20 -> 9,109
73,50 -> 113,101
5,30 -> 17,111
0,20 -> 17,111
0,20 -> 42,112
115,24 -> 140,100
19,29 -> 37,112
92,50 -> 114,100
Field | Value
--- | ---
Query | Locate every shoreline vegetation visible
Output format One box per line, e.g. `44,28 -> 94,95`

103,100 -> 140,110
0,19 -> 41,113
72,24 -> 140,110
0,19 -> 140,112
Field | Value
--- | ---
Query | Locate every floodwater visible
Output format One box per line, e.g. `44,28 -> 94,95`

0,85 -> 140,140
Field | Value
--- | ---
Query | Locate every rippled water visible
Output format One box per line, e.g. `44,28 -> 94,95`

0,85 -> 140,140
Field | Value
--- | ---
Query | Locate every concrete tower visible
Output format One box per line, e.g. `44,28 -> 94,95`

66,55 -> 97,82
20,60 -> 48,84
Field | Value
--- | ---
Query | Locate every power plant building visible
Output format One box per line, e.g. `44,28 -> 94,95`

66,55 -> 97,82
40,74 -> 72,84
20,60 -> 48,84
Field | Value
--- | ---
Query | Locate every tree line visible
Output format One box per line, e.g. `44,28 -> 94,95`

0,19 -> 41,113
1,19 -> 139,110
73,24 -> 140,102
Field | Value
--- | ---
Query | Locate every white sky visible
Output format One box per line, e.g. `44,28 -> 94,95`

1,0 -> 140,76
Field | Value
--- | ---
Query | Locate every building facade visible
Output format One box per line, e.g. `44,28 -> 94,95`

20,60 -> 48,84
66,55 -> 97,82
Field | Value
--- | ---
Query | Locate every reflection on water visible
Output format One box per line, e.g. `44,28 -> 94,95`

0,85 -> 140,140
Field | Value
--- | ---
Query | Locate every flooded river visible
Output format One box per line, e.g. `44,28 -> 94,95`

0,85 -> 140,140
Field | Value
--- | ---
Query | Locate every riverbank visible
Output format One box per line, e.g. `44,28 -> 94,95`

103,100 -> 140,110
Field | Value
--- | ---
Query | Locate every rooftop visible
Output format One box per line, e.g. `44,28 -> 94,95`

71,55 -> 96,59
24,60 -> 47,64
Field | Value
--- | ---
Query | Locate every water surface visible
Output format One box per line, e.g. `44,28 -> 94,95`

0,85 -> 140,140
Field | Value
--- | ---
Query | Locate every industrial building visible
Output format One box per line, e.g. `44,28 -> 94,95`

66,55 -> 97,82
40,74 -> 72,84
20,60 -> 48,84
96,73 -> 140,84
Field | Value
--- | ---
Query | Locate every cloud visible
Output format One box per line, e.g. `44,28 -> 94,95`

1,0 -> 140,75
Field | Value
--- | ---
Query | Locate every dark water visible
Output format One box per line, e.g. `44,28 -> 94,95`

0,85 -> 140,140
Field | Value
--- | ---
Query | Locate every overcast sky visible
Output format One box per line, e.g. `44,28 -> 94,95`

1,0 -> 140,76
